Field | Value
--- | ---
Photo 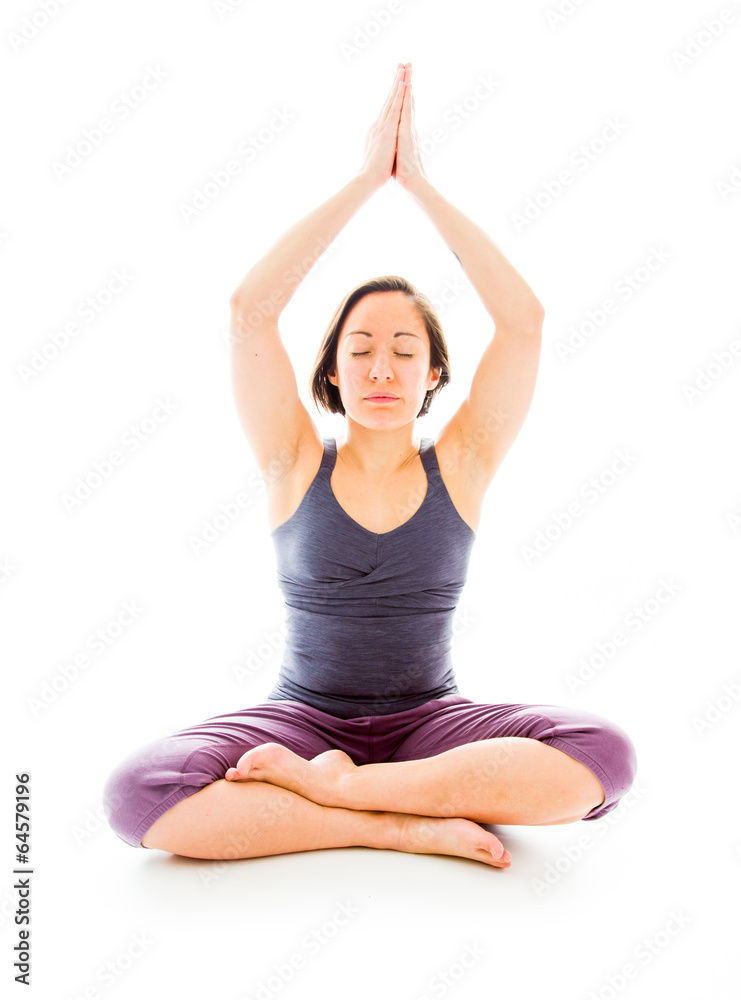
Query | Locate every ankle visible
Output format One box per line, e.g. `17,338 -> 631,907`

359,809 -> 401,851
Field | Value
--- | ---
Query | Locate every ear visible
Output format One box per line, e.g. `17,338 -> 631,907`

327,368 -> 337,387
428,366 -> 442,389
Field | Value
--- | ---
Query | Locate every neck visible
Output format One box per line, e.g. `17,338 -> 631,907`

337,420 -> 421,476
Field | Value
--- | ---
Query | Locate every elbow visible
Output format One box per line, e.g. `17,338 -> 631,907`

230,289 -> 246,312
510,303 -> 544,336
524,301 -> 545,335
230,287 -> 281,325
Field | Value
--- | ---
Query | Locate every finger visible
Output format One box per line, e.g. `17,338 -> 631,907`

384,75 -> 406,124
378,81 -> 403,129
405,64 -> 415,114
399,76 -> 411,126
378,64 -> 404,120
387,72 -> 407,121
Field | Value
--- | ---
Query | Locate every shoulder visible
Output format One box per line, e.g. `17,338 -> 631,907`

264,427 -> 327,532
427,429 -> 488,534
430,428 -> 485,488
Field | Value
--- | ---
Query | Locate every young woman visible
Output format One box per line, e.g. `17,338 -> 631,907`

104,63 -> 636,869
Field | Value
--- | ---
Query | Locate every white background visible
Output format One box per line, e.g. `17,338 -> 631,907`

3,0 -> 740,997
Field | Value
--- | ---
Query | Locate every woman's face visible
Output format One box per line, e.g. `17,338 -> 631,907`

327,292 -> 440,426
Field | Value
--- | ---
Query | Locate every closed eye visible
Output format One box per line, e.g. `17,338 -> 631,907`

350,352 -> 414,358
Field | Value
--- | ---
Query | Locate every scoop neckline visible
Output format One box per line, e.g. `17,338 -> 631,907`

327,437 -> 431,538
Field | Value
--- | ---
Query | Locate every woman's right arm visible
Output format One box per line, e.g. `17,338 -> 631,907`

229,65 -> 405,484
229,172 -> 379,484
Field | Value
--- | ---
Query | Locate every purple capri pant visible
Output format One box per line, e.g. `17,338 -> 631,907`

103,695 -> 637,848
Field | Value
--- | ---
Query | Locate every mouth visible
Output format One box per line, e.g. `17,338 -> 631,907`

365,394 -> 399,402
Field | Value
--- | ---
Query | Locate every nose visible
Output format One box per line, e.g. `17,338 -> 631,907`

369,352 -> 394,379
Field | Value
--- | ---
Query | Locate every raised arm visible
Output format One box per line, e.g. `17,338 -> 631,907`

229,173 -> 377,481
229,65 -> 408,483
395,63 -> 545,487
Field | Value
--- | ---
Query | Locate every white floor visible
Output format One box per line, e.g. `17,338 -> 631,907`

12,723 -> 737,999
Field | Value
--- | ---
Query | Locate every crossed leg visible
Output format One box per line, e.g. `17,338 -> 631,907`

110,699 -> 634,868
225,736 -> 606,826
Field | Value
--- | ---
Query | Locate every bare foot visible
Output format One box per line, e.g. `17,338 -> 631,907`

225,743 -> 511,867
387,812 -> 511,868
224,742 -> 355,808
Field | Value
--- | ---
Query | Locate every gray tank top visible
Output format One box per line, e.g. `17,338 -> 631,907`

266,436 -> 476,718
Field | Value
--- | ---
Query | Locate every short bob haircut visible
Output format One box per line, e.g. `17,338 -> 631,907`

309,275 -> 451,419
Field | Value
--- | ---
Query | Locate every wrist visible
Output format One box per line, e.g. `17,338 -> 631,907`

354,171 -> 385,198
404,174 -> 436,205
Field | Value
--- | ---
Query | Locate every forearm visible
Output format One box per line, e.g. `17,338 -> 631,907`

408,178 -> 544,329
230,172 -> 378,323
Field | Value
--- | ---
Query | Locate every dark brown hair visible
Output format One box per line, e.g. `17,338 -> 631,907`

309,275 -> 451,418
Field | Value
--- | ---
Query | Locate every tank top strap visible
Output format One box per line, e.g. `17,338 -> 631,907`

322,436 -> 437,477
320,437 -> 338,473
419,437 -> 440,477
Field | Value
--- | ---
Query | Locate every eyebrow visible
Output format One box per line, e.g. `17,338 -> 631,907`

346,330 -> 422,340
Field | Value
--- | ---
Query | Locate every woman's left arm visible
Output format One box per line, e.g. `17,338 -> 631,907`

410,178 -> 544,329
396,64 -> 544,487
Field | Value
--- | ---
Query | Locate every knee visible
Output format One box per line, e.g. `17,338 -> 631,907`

602,719 -> 638,798
102,752 -> 150,848
102,739 -> 229,849
582,718 -> 639,820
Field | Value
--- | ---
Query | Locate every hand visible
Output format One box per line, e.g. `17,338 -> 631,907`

358,63 -> 406,190
394,63 -> 428,194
